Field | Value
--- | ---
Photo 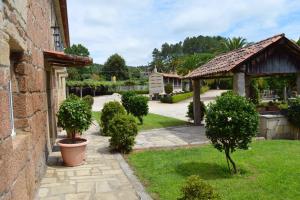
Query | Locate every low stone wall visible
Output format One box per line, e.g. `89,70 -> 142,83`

259,114 -> 299,140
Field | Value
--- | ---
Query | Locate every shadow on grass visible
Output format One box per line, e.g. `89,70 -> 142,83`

175,162 -> 232,180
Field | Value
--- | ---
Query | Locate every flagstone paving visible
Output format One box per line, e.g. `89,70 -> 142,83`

38,122 -> 209,199
37,123 -> 151,200
134,125 -> 209,150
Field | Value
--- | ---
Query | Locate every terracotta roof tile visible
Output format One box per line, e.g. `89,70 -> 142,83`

187,34 -> 285,78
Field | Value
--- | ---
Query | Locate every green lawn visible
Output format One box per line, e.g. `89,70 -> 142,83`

92,112 -> 187,131
128,140 -> 300,200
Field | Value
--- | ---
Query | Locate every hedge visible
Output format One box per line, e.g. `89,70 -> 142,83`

161,85 -> 210,104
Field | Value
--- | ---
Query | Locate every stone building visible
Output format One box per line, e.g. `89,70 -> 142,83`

149,67 -> 183,96
0,1 -> 92,199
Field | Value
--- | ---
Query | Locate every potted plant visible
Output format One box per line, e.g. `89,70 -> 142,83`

57,98 -> 92,166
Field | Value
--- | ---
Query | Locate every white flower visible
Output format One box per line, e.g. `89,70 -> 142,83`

228,117 -> 232,122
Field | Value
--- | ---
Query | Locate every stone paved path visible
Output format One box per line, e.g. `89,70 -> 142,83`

37,123 -> 151,200
134,125 -> 209,150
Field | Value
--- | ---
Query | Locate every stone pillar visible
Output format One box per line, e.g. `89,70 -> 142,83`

193,79 -> 201,125
233,72 -> 246,96
297,73 -> 300,95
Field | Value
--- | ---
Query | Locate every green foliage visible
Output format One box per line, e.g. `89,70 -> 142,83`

205,91 -> 259,173
150,35 -> 226,73
108,114 -> 138,153
57,98 -> 92,140
161,86 -> 209,104
82,95 -> 94,109
64,44 -> 90,56
100,101 -> 126,136
103,53 -> 128,80
160,95 -> 173,103
64,44 -> 91,81
186,101 -> 206,121
297,38 -> 300,46
164,83 -> 173,94
176,53 -> 214,75
249,79 -> 260,105
223,37 -> 247,51
121,91 -> 137,113
178,175 -> 220,200
172,92 -> 193,103
127,95 -> 149,124
67,93 -> 80,101
287,97 -> 300,128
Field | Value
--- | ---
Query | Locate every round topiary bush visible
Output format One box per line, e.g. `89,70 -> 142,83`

186,101 -> 206,121
287,97 -> 300,129
121,91 -> 137,113
165,83 -> 173,94
57,98 -> 92,141
178,175 -> 220,200
100,101 -> 126,136
108,114 -> 138,153
128,95 -> 149,124
205,91 -> 259,173
82,95 -> 94,109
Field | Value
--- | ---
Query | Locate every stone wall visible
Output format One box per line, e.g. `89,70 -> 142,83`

0,0 -> 59,199
259,114 -> 300,140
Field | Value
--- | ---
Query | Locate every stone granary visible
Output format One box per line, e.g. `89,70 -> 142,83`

187,34 -> 300,125
0,1 -> 92,199
149,67 -> 183,96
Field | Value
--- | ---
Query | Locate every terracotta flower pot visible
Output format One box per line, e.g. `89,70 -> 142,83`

58,138 -> 88,167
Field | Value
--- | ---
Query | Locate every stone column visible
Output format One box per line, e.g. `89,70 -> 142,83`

233,72 -> 246,96
297,73 -> 300,95
193,79 -> 201,125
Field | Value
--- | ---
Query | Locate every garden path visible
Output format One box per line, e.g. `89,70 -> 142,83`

92,90 -> 227,121
37,123 -> 152,200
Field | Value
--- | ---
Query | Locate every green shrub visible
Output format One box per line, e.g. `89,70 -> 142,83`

172,92 -> 193,103
205,91 -> 259,173
121,91 -> 137,113
160,95 -> 173,103
165,83 -> 173,94
57,98 -> 92,141
67,93 -> 80,101
100,101 -> 126,136
186,101 -> 206,121
109,114 -> 138,153
128,95 -> 149,124
178,175 -> 220,200
82,95 -> 94,109
287,97 -> 300,128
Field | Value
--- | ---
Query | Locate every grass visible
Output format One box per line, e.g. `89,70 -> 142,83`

128,140 -> 300,200
92,112 -> 187,131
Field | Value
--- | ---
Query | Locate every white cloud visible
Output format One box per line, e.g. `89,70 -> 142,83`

67,0 -> 300,66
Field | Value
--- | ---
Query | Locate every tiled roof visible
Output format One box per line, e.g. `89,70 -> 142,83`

44,50 -> 93,67
187,34 -> 286,78
161,73 -> 182,78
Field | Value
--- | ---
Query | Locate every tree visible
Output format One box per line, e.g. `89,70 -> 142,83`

223,37 -> 247,51
127,95 -> 149,124
103,54 -> 128,80
64,44 -> 91,80
205,91 -> 259,173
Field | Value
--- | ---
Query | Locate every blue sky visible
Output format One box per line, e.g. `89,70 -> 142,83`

68,0 -> 300,66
